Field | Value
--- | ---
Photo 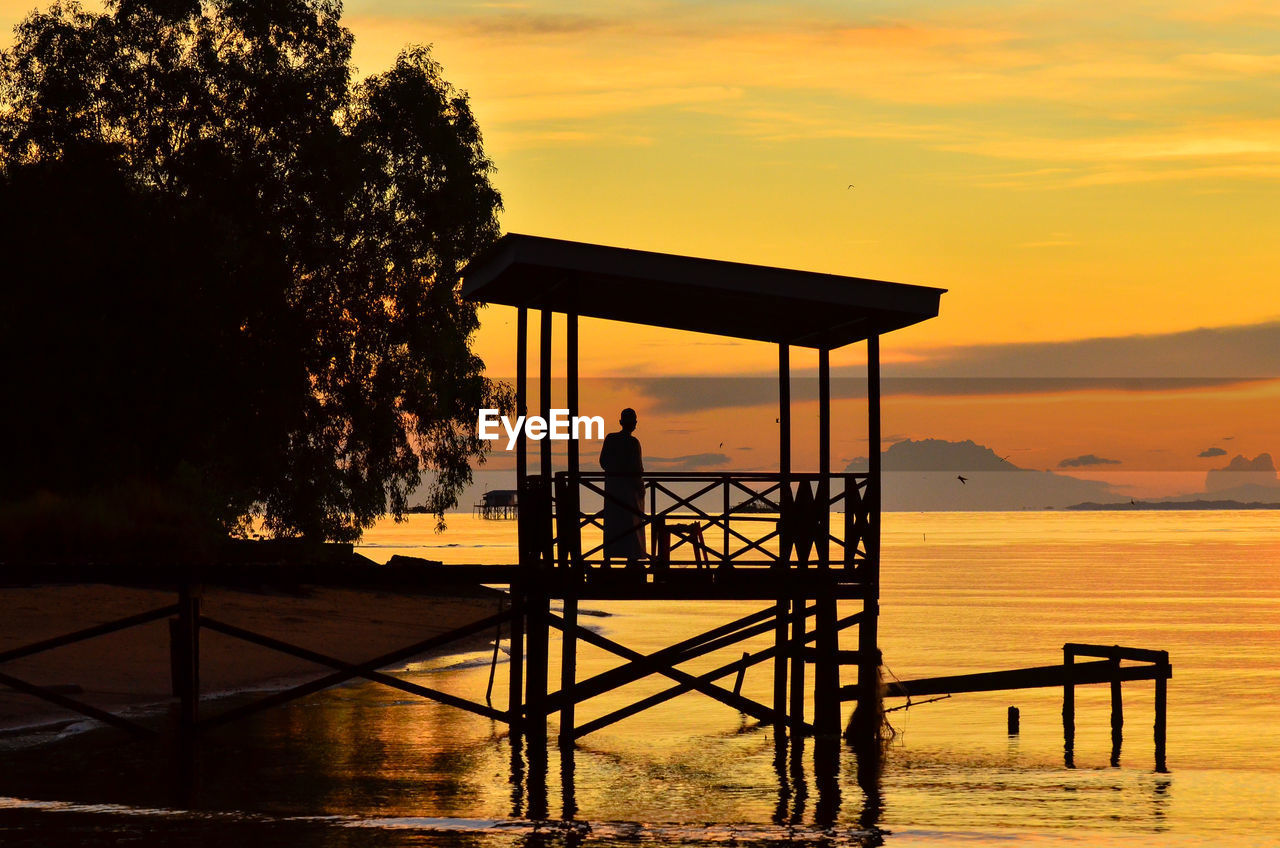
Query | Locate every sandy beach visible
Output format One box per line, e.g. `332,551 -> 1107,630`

0,583 -> 504,732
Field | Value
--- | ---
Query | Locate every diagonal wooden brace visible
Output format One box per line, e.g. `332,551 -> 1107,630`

198,607 -> 514,731
199,616 -> 507,722
0,670 -> 156,737
546,612 -> 778,724
545,604 -> 787,713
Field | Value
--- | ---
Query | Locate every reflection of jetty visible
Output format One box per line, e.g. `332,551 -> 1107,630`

474,489 -> 518,519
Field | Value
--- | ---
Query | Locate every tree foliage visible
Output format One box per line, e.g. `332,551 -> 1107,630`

0,0 -> 507,542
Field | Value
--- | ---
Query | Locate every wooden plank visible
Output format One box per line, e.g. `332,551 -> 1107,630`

0,670 -> 155,737
867,659 -> 1173,700
0,604 -> 179,664
1065,643 -> 1169,664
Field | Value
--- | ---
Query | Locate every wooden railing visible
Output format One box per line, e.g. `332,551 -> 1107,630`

519,472 -> 875,573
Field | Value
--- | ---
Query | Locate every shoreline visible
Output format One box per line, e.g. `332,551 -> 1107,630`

0,582 -> 505,737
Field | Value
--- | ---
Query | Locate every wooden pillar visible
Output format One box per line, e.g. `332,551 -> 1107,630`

1063,645 -> 1075,766
559,311 -> 578,749
510,308 -> 528,731
814,349 -> 840,740
539,309 -> 553,496
775,343 -> 790,730
175,580 -> 201,739
851,335 -> 882,743
1110,650 -> 1124,766
818,348 -> 831,566
566,311 -> 579,568
516,308 -> 529,502
525,309 -> 553,745
1154,651 -> 1169,772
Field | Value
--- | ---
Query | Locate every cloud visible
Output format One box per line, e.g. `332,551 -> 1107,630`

616,319 -> 1280,413
1198,447 -> 1228,457
1058,454 -> 1121,468
885,320 -> 1280,381
1206,452 -> 1280,492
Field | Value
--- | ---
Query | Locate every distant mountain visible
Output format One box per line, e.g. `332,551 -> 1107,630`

1069,500 -> 1280,511
846,439 -> 1122,511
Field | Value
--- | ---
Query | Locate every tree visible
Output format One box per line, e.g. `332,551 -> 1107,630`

0,0 -> 507,542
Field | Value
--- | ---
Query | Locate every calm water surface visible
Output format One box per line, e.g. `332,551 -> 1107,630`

2,511 -> 1277,846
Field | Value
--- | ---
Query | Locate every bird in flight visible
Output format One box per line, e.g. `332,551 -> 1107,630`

957,475 -> 968,485
847,184 -> 855,189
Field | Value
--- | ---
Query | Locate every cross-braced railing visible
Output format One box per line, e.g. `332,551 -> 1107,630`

532,471 -> 874,574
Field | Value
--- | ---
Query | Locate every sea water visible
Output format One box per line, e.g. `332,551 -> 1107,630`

1,511 -> 1277,846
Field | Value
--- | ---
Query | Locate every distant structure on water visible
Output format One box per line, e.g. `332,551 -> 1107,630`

474,489 -> 518,519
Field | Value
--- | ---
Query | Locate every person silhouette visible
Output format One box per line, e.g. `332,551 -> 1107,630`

598,408 -> 645,568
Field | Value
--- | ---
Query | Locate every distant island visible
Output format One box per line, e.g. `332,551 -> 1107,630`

1067,500 -> 1280,511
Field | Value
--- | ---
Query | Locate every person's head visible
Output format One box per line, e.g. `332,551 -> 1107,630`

620,408 -> 637,433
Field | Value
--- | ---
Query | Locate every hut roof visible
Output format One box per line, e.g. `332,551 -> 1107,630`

460,234 -> 944,349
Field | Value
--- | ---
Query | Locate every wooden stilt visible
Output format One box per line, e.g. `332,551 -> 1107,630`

1155,652 -> 1169,772
790,594 -> 806,735
561,310 -> 579,748
176,580 -> 201,740
1110,650 -> 1124,766
776,343 -> 791,733
1063,645 -> 1076,766
511,307 -> 528,733
559,596 -> 577,747
850,334 -> 882,745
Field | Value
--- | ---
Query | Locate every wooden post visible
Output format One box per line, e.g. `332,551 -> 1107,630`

561,310 -> 579,748
817,348 -> 831,569
509,583 -> 525,731
851,334 -> 882,743
539,309 -> 553,508
775,343 -> 790,731
1110,649 -> 1124,766
175,580 -> 201,740
566,311 -> 579,572
724,651 -> 746,698
526,308 -> 553,745
1155,652 -> 1168,772
1008,706 -> 1020,735
516,308 -> 528,506
814,350 -> 840,740
790,602 -> 805,736
559,595 -> 577,748
1063,645 -> 1075,766
815,590 -> 840,739
511,307 -> 527,732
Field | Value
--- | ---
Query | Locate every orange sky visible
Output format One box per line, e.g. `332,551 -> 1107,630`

4,0 -> 1277,496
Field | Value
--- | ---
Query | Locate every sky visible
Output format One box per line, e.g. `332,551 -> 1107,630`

3,0 -> 1278,497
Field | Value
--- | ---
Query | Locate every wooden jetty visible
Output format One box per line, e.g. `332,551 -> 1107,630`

882,643 -> 1172,770
459,234 -> 944,756
474,489 -> 519,519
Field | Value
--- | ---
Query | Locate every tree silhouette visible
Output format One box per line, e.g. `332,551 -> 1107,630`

0,0 -> 507,542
